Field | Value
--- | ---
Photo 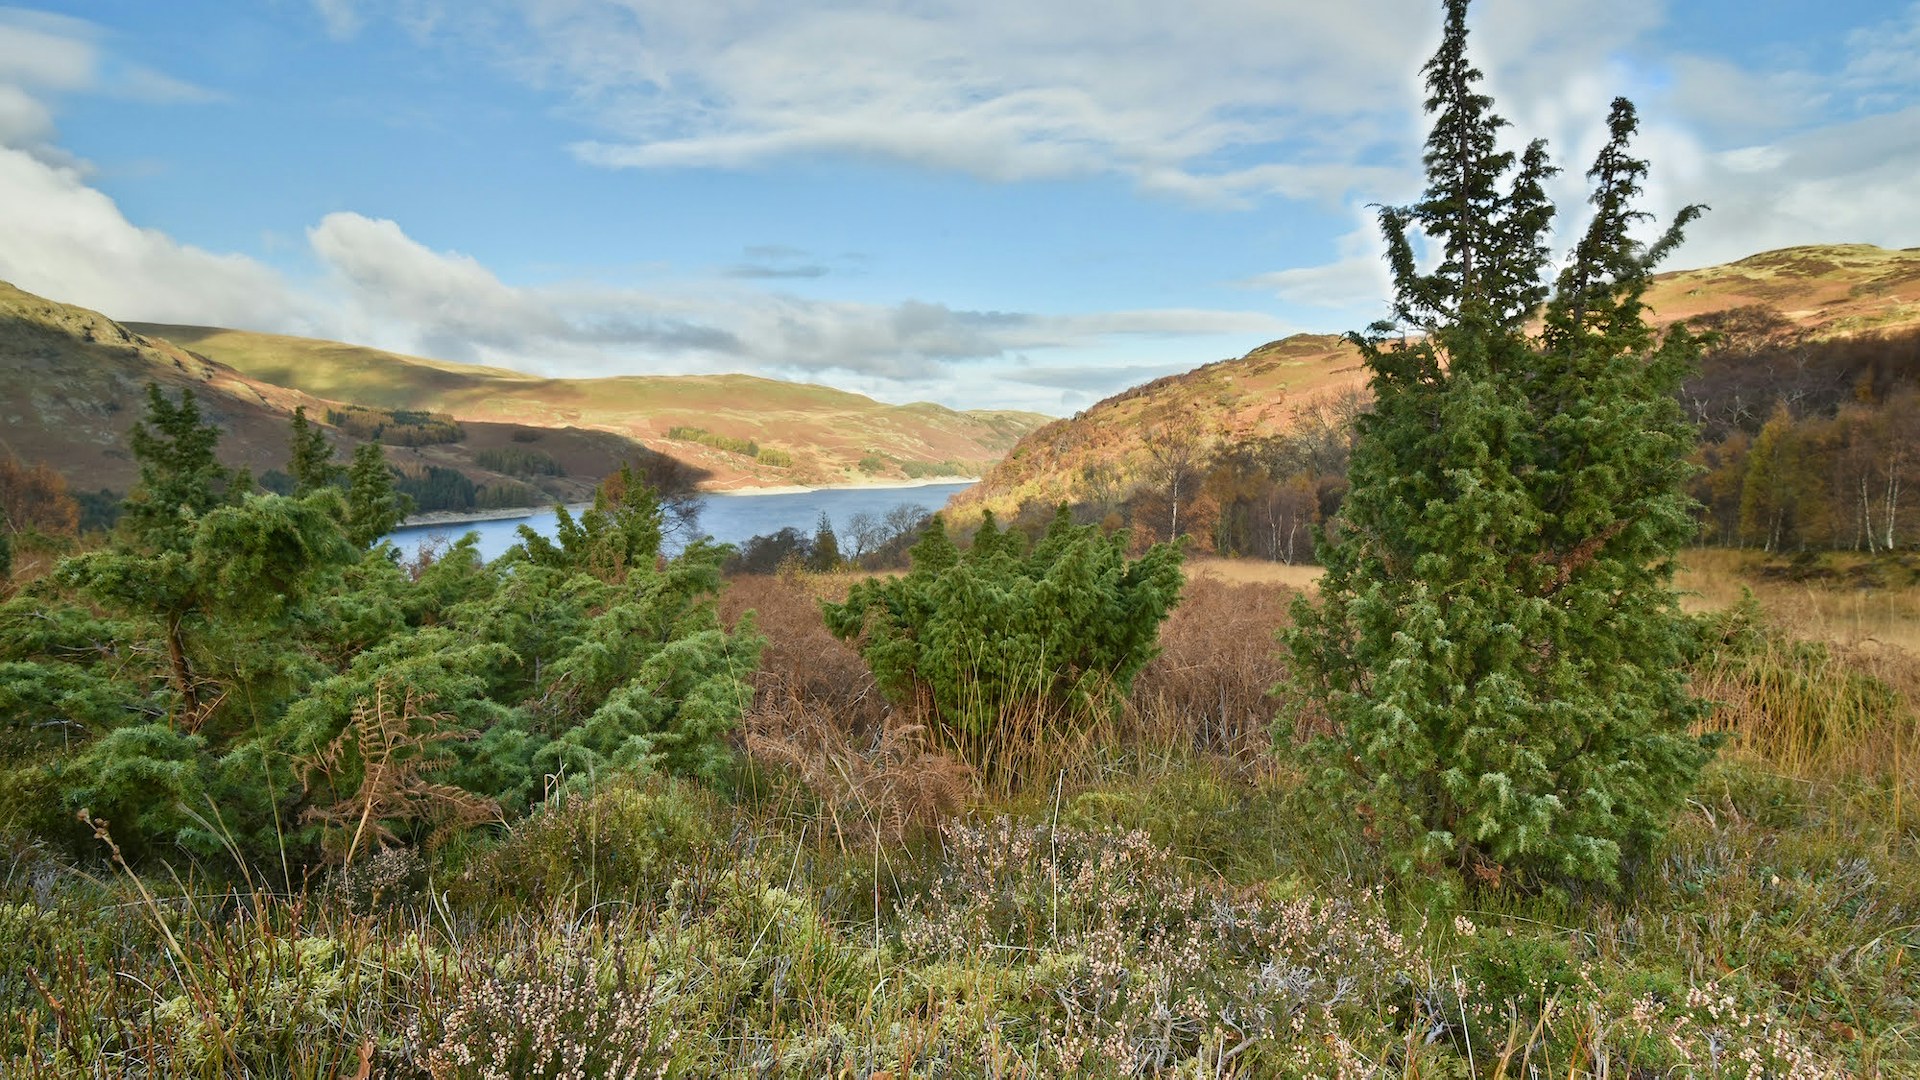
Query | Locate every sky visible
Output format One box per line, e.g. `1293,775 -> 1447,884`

0,1 -> 1916,414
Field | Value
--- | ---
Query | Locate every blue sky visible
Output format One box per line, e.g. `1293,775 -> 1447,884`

1,1 -> 1916,412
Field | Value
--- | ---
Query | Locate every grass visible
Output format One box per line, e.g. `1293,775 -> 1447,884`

5,555 -> 1919,1076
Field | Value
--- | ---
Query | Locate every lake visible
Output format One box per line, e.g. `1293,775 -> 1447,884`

384,481 -> 975,562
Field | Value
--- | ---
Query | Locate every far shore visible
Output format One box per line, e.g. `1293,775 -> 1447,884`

397,475 -> 979,529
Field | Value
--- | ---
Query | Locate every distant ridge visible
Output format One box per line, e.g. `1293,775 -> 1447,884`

0,281 -> 691,506
129,323 -> 1053,490
952,244 -> 1920,519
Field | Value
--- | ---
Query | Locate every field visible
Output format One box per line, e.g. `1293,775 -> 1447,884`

4,551 -> 1916,1077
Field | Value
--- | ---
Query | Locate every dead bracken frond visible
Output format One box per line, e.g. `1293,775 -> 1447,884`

300,683 -> 502,864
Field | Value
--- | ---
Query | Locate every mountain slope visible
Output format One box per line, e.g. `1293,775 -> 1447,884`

0,282 -> 687,506
954,244 -> 1920,519
130,324 -> 1053,489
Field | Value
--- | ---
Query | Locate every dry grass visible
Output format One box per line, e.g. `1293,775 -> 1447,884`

1677,547 -> 1920,652
725,570 -> 975,844
1128,574 -> 1298,770
1184,555 -> 1324,589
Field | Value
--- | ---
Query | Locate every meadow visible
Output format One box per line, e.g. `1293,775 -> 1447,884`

4,551 -> 1915,1078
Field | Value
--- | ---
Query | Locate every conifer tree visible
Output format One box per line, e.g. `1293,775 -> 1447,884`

287,406 -> 344,495
1287,0 -> 1711,888
808,511 -> 842,572
122,384 -> 235,551
343,443 -> 413,548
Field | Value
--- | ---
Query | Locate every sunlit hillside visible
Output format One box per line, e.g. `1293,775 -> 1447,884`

133,323 -> 1052,490
953,244 -> 1920,520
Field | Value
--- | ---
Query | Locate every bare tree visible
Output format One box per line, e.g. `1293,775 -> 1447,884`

1137,417 -> 1214,544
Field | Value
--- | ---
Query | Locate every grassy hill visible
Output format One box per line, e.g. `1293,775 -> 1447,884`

130,324 -> 1053,489
0,282 -> 692,509
954,244 -> 1920,519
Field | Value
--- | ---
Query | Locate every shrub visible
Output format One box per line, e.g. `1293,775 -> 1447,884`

1285,0 -> 1711,889
822,508 -> 1182,779
453,777 -> 725,913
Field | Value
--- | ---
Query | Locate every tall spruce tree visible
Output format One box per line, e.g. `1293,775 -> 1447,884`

287,406 -> 344,495
343,443 -> 413,548
1286,0 -> 1711,889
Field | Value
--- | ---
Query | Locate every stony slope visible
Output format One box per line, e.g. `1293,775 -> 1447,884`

129,324 -> 1053,489
953,244 -> 1920,518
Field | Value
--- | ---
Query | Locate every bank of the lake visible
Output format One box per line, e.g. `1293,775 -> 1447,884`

386,480 -> 975,562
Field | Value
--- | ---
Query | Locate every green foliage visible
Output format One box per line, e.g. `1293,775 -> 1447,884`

473,444 -> 563,478
342,443 -> 413,548
1286,0 -> 1710,889
286,406 -> 344,495
453,776 -> 723,912
323,404 -> 464,445
1,419 -> 759,870
807,511 -> 842,572
667,424 -> 761,458
121,384 -> 238,551
391,462 -> 476,513
824,509 -> 1182,772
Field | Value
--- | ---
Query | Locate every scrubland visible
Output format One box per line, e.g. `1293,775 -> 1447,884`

3,557 -> 1917,1077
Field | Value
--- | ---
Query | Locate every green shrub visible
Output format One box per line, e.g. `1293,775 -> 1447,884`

823,509 -> 1182,777
454,777 -> 725,913
1285,1 -> 1711,889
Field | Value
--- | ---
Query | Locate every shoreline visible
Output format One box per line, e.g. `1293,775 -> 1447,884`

397,476 -> 978,529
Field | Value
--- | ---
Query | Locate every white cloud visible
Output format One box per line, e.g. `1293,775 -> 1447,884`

459,0 -> 1439,202
0,145 -> 301,327
305,211 -> 1284,405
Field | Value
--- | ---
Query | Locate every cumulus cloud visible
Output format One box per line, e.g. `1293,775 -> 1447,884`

0,15 -> 290,326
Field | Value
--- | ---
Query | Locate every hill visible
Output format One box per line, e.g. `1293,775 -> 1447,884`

128,324 -> 1052,490
0,281 -> 694,512
953,244 -> 1920,520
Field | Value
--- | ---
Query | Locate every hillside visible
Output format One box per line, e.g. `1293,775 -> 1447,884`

0,281 -> 690,509
954,244 -> 1920,519
129,324 -> 1053,490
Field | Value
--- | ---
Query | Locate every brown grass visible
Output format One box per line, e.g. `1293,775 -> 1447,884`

725,567 -> 1304,801
1128,574 -> 1298,770
1677,547 -> 1920,652
724,570 -> 974,844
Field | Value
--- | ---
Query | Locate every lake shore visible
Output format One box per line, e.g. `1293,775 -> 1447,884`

399,476 -> 978,528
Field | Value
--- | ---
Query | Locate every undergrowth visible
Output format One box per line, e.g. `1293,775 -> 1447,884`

3,569 -> 1917,1076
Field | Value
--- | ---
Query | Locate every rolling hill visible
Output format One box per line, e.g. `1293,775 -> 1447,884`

127,324 -> 1052,490
0,281 -> 697,509
952,244 -> 1920,520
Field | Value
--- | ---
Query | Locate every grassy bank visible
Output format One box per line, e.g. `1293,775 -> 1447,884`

4,561 -> 1917,1076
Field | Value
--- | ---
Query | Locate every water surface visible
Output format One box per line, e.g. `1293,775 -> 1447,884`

385,482 -> 973,563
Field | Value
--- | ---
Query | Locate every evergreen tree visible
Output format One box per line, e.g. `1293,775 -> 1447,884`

122,384 -> 235,551
287,406 -> 344,495
825,508 -> 1182,777
1286,0 -> 1711,889
807,511 -> 842,572
343,443 -> 413,548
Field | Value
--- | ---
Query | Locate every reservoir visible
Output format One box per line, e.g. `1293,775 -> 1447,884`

384,481 -> 974,563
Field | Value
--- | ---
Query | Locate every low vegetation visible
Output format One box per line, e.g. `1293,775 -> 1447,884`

4,549 -> 1916,1075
